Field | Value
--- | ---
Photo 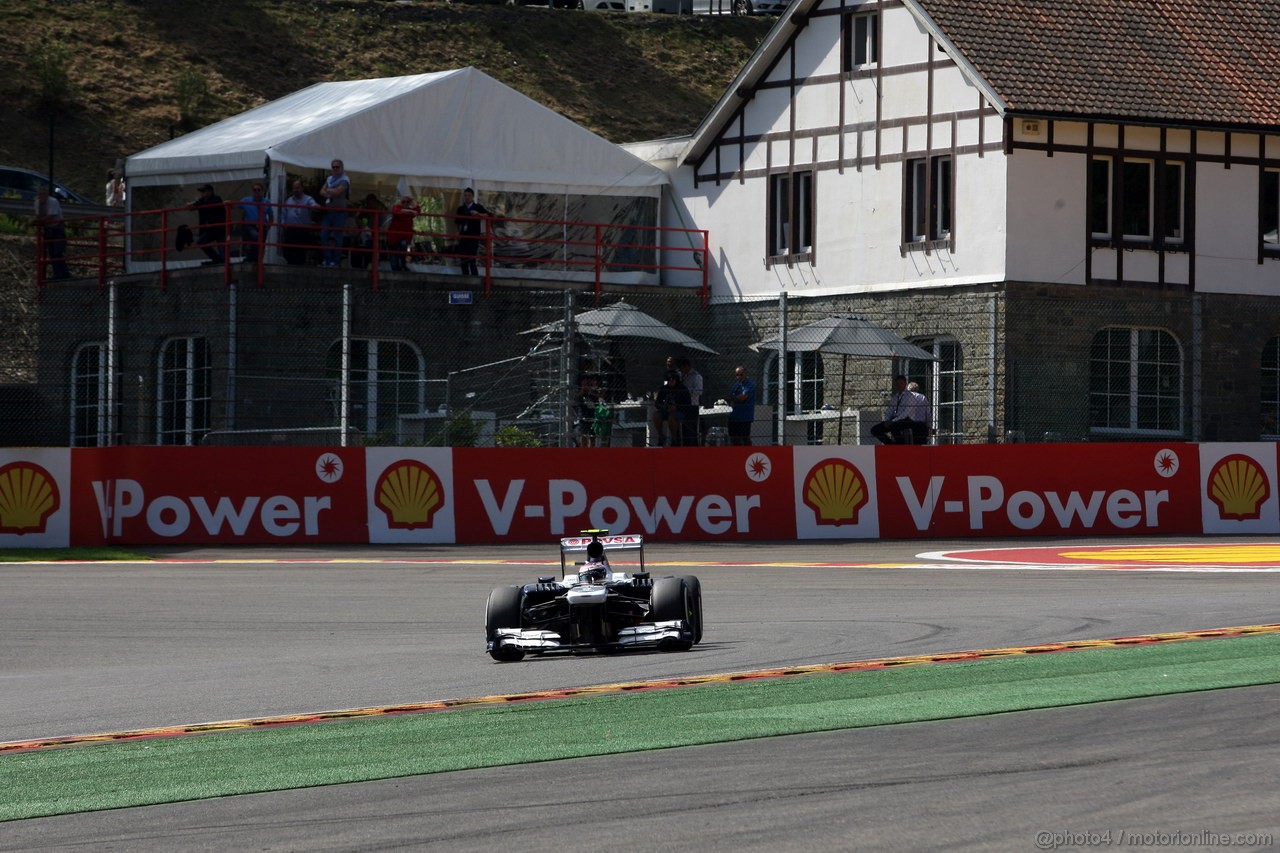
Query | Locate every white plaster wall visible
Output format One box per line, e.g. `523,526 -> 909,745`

1006,149 -> 1090,285
1196,163 -> 1276,295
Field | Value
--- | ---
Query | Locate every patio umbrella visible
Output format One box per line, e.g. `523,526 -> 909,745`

750,315 -> 936,443
750,314 -> 936,361
525,300 -> 716,353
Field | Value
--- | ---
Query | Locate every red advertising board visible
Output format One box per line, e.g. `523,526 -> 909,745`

449,447 -> 795,542
874,443 -> 1202,538
70,447 -> 368,545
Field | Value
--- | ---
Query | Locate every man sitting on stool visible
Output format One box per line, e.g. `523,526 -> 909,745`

870,375 -> 930,445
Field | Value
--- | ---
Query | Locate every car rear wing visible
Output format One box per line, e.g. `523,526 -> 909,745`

559,531 -> 645,578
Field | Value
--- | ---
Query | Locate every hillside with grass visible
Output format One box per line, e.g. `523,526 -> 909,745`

0,0 -> 770,382
2,0 -> 771,199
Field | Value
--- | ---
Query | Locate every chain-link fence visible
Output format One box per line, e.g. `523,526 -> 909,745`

6,261 -> 1279,447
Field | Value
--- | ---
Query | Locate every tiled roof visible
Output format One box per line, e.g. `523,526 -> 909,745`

916,0 -> 1280,128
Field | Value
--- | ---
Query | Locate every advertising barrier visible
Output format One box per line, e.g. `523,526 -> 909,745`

0,443 -> 1276,548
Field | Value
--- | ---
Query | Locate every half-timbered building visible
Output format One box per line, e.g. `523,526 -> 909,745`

637,0 -> 1280,443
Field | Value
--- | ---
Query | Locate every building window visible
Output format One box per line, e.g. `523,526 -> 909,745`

70,342 -> 116,447
1162,161 -> 1185,242
1120,160 -> 1153,239
842,11 -> 879,71
1262,337 -> 1280,438
157,336 -> 211,445
764,352 -> 825,444
904,156 -> 952,243
1089,158 -> 1112,238
1091,158 -> 1185,243
768,171 -> 813,259
327,338 -> 425,439
902,337 -> 963,444
1089,328 -> 1182,434
1263,169 -> 1279,252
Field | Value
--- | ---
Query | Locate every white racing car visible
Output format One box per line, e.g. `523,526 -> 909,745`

485,530 -> 704,662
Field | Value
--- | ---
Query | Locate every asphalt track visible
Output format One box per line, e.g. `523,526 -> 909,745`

2,537 -> 1279,850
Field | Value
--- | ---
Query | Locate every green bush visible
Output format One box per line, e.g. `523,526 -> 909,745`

174,68 -> 210,129
30,41 -> 74,107
495,425 -> 543,448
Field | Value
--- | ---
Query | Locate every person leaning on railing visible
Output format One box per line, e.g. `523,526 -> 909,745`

318,159 -> 351,268
33,185 -> 71,280
387,194 -> 420,271
279,180 -> 318,266
188,184 -> 226,266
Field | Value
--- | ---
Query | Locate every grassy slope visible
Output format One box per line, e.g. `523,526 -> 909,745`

0,0 -> 769,381
0,0 -> 771,197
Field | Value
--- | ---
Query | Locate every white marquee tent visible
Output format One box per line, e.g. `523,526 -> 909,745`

125,67 -> 667,197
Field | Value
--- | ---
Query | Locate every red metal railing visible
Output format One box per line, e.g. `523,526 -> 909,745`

34,201 -> 711,303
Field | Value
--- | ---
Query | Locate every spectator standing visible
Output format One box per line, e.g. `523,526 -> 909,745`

279,180 -> 318,266
387,194 -> 420,271
237,182 -> 273,262
651,371 -> 690,447
727,365 -> 756,446
348,214 -> 375,270
105,169 -> 125,207
318,158 -> 351,267
188,184 -> 226,265
574,375 -> 602,447
33,185 -> 70,280
676,357 -> 703,446
455,187 -> 489,276
870,375 -> 931,444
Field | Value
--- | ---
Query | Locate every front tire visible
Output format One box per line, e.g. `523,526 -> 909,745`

486,585 -> 526,662
650,576 -> 694,651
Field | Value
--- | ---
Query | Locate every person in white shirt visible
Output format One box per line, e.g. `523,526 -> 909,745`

870,374 -> 931,444
105,169 -> 125,207
676,357 -> 703,446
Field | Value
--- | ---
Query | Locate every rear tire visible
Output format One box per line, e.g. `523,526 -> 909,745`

679,575 -> 703,644
650,576 -> 693,651
486,585 -> 526,662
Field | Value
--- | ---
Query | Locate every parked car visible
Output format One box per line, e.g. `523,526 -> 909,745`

0,165 -> 96,206
653,0 -> 767,13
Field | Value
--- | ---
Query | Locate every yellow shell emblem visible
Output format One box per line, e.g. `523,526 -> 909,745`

375,460 -> 445,529
1207,454 -> 1270,521
0,462 -> 61,535
802,458 -> 868,526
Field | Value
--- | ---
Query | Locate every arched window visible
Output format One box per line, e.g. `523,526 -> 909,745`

157,336 -> 211,445
1089,327 -> 1182,434
70,342 -> 117,447
326,338 -> 425,439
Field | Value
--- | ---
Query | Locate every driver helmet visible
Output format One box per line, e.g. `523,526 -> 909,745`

579,540 -> 609,583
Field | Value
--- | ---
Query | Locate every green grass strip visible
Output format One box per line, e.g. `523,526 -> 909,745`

3,633 -> 1278,822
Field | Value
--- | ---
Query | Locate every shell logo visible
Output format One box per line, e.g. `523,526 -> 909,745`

802,458 -> 868,526
0,461 -> 61,535
1207,454 -> 1270,521
374,460 -> 446,529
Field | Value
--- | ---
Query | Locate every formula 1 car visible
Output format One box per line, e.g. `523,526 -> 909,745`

485,531 -> 703,662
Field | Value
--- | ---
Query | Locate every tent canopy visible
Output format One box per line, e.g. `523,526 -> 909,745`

125,68 -> 667,196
